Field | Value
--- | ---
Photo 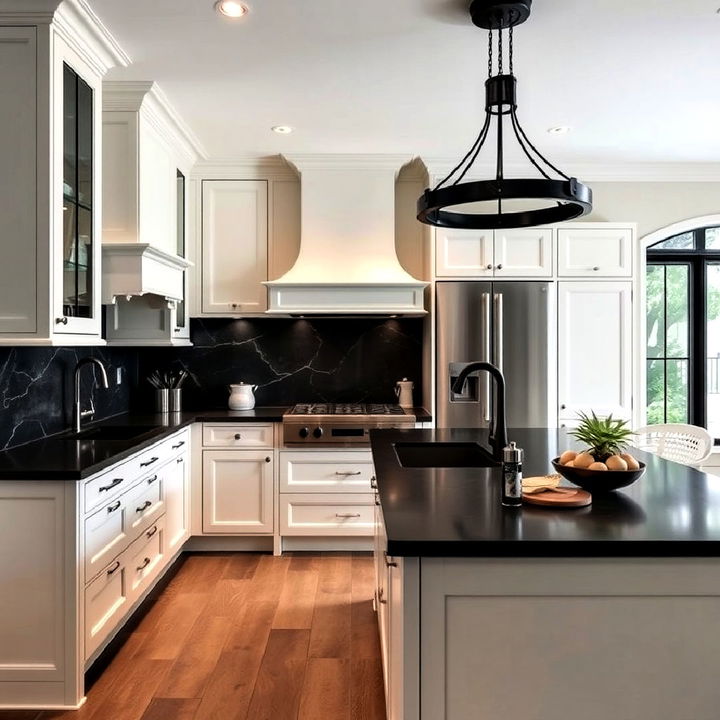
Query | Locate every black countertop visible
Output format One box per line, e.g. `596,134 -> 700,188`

0,405 -> 432,481
371,427 -> 720,558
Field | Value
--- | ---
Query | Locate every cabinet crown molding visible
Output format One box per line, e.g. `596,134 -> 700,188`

283,153 -> 414,176
52,0 -> 130,75
103,80 -> 206,163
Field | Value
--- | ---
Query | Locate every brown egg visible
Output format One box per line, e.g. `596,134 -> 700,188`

574,452 -> 595,469
620,453 -> 640,471
588,461 -> 608,471
560,450 -> 577,465
606,454 -> 628,471
565,460 -> 575,467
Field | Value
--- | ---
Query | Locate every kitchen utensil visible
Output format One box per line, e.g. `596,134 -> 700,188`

169,388 -> 182,413
155,388 -> 169,413
522,487 -> 592,507
394,378 -> 414,408
552,458 -> 645,493
228,383 -> 257,410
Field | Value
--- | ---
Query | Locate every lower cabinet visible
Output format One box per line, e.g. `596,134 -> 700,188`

279,493 -> 374,536
165,453 -> 190,552
202,449 -> 274,533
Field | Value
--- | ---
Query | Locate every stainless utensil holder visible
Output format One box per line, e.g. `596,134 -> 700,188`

169,388 -> 182,413
155,389 -> 170,413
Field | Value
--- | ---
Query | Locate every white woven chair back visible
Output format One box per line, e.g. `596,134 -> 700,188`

632,424 -> 713,466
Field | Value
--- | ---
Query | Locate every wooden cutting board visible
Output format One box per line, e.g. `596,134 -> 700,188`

522,487 -> 592,507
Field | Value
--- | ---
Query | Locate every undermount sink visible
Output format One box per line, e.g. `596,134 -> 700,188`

71,425 -> 164,443
394,442 -> 500,468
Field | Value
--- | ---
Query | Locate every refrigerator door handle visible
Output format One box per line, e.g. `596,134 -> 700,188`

481,292 -> 492,422
493,292 -> 504,375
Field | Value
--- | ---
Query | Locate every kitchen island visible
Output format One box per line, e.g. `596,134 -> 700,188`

371,427 -> 720,720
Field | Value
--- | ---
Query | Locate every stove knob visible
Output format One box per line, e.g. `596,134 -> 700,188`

298,427 -> 310,439
313,427 -> 324,439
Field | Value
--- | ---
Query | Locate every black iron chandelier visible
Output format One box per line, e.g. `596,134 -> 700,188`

417,0 -> 592,230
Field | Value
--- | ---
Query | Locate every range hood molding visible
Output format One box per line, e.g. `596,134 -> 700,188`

264,154 -> 427,316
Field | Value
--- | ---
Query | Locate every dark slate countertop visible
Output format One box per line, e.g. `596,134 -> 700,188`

0,408 -> 289,480
370,427 -> 720,558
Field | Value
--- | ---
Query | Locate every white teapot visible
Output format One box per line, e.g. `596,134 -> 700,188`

228,383 -> 257,410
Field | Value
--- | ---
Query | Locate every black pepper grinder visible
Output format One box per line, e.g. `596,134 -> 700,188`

502,441 -> 523,507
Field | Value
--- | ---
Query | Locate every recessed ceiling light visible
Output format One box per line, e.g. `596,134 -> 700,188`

214,0 -> 249,18
271,125 -> 293,134
547,126 -> 572,135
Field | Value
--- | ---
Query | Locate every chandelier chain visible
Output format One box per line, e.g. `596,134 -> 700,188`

498,26 -> 503,74
509,25 -> 514,74
488,27 -> 493,77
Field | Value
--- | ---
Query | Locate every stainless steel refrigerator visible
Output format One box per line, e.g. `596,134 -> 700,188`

436,281 -> 556,429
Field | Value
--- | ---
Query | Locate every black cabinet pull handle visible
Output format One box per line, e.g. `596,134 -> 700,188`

55,316 -> 68,325
136,500 -> 152,513
172,441 -> 185,449
384,551 -> 398,568
107,561 -> 121,576
140,457 -> 158,467
146,525 -> 158,539
370,476 -> 378,489
137,557 -> 151,571
265,456 -> 271,463
147,474 -> 158,484
99,478 -> 123,492
107,500 -> 121,514
234,433 -> 242,440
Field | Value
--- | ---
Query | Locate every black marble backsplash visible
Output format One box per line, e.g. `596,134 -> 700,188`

139,317 -> 423,410
0,347 -> 138,450
0,317 -> 423,450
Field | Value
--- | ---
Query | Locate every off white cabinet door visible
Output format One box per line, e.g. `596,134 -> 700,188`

557,226 -> 632,277
558,281 -> 632,422
494,228 -> 553,277
201,180 -> 268,314
202,450 -> 273,533
435,229 -> 494,277
165,454 -> 189,553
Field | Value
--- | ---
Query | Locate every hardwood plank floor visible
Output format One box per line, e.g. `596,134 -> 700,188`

23,552 -> 385,720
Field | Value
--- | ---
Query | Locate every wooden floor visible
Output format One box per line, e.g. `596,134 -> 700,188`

2,553 -> 385,720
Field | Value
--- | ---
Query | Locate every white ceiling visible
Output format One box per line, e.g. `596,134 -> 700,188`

92,0 -> 720,165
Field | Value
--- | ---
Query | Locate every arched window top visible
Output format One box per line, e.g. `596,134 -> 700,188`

648,226 -> 720,253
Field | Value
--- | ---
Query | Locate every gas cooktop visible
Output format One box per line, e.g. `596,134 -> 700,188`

286,403 -> 408,417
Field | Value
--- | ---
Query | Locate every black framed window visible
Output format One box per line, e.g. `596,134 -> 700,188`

62,63 -> 94,318
646,226 -> 720,441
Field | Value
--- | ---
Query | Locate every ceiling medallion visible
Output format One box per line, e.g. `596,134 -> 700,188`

417,0 -> 592,230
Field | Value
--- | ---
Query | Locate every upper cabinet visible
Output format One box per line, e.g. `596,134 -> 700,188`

557,225 -> 633,278
101,82 -> 202,345
199,179 -> 270,315
435,228 -> 553,278
0,1 -> 129,345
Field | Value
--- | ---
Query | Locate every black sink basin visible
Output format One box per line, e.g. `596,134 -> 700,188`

71,425 -> 164,443
394,442 -> 499,468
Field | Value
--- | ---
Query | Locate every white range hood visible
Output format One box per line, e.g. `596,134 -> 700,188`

264,155 -> 427,315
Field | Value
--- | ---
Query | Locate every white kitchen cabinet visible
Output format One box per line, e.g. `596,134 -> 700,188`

165,454 -> 190,553
558,281 -> 633,422
494,228 -> 553,277
279,450 -> 374,493
435,227 -> 552,278
201,180 -> 269,314
0,17 -> 115,345
435,229 -> 494,277
202,449 -> 274,533
557,225 -> 633,278
279,493 -> 374,536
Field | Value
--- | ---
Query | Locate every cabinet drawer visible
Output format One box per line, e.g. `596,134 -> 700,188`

202,424 -> 273,448
280,451 -> 374,493
126,515 -> 166,598
85,556 -> 130,661
280,493 -> 374,536
123,468 -> 165,541
159,428 -> 190,459
84,494 -> 130,582
85,463 -> 133,515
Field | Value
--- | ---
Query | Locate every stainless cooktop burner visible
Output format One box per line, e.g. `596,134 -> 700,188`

287,403 -> 407,417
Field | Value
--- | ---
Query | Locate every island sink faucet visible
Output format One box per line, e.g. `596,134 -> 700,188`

451,361 -> 508,462
73,357 -> 109,434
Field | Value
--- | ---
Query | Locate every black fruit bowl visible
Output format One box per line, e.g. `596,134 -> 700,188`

551,458 -> 646,493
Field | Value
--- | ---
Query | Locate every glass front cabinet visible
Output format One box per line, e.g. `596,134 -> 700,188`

55,47 -> 103,339
0,12 -> 113,345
